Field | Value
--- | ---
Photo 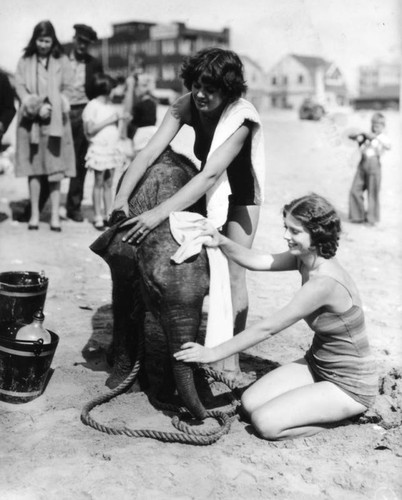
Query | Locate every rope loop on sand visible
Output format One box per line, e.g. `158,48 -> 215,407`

80,343 -> 243,445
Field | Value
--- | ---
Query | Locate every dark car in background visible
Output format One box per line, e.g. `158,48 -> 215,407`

299,98 -> 326,120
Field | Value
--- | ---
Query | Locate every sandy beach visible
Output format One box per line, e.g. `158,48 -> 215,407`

0,106 -> 401,500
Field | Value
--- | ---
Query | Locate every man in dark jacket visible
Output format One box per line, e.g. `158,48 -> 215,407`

0,70 -> 16,149
66,24 -> 103,222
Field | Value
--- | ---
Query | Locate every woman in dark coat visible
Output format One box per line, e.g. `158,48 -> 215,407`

15,20 -> 75,231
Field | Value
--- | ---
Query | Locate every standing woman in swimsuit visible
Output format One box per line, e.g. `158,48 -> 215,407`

175,193 -> 378,440
112,48 -> 265,379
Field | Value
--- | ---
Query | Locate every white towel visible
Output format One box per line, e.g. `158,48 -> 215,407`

169,212 -> 233,350
205,98 -> 266,228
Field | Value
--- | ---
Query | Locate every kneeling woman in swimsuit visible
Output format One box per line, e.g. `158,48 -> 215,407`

175,193 -> 378,441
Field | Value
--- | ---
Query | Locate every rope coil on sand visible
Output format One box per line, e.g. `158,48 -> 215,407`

80,339 -> 241,445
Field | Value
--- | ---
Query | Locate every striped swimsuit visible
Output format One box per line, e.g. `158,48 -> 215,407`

305,296 -> 378,408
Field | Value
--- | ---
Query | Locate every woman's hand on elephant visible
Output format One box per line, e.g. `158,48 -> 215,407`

174,342 -> 215,364
200,220 -> 222,248
121,208 -> 164,244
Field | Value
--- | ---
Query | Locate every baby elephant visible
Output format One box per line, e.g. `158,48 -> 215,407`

90,148 -> 210,420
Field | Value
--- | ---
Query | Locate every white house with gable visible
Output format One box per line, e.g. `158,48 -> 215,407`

266,54 -> 348,109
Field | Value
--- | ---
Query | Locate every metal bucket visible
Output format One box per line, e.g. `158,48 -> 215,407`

0,330 -> 59,403
0,271 -> 48,327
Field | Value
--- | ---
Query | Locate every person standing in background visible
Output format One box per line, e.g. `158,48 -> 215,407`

82,73 -> 129,230
0,70 -> 16,149
348,112 -> 391,227
66,24 -> 103,222
14,20 -> 75,232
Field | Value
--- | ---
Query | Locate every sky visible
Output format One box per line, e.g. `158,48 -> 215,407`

1,0 -> 400,93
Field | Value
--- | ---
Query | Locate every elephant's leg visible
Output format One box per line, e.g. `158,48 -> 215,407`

143,311 -> 177,403
104,246 -> 147,390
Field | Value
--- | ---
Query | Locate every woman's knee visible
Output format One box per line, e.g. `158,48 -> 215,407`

241,389 -> 262,416
250,408 -> 281,441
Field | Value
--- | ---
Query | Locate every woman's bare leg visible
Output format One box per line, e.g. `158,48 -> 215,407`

28,176 -> 41,226
223,204 -> 260,377
242,359 -> 366,440
93,170 -> 104,221
102,169 -> 115,219
49,180 -> 61,228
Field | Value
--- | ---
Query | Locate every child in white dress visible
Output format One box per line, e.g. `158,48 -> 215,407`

82,74 -> 129,230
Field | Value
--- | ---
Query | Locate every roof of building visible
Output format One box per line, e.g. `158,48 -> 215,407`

240,54 -> 264,71
290,54 -> 330,70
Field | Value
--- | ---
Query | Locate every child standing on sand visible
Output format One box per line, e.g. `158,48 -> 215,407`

348,112 -> 391,226
83,73 -> 129,230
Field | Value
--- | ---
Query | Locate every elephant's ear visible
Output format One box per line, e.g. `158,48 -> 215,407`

108,210 -> 127,227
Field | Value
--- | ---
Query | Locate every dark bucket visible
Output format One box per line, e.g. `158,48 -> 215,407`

0,271 -> 48,326
0,330 -> 59,403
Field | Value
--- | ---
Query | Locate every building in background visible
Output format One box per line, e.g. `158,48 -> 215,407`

62,20 -> 267,108
66,21 -> 230,94
266,54 -> 348,109
352,61 -> 400,110
240,55 -> 270,111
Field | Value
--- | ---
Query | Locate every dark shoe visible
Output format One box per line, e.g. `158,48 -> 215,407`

50,225 -> 62,232
28,224 -> 39,230
67,211 -> 84,222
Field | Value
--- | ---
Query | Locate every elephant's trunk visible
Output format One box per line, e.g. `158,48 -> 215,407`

160,304 -> 208,420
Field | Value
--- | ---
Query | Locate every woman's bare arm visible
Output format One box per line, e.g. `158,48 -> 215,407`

203,227 -> 297,271
112,103 -> 183,212
174,278 -> 332,364
121,122 -> 251,242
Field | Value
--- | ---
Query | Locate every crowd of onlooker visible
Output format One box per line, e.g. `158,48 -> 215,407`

0,20 -> 157,231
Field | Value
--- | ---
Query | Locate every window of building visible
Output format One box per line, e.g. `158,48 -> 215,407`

144,40 -> 158,56
178,39 -> 192,55
161,39 -> 176,55
162,63 -> 177,81
272,76 -> 277,85
146,65 -> 160,80
298,74 -> 304,84
283,76 -> 288,85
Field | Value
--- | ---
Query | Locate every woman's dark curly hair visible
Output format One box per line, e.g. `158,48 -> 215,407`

23,20 -> 64,59
180,47 -> 247,102
283,193 -> 341,259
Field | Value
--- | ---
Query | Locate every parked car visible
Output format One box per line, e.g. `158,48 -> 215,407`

299,98 -> 325,120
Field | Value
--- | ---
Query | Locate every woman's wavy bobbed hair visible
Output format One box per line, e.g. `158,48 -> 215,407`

180,47 -> 247,102
283,193 -> 341,259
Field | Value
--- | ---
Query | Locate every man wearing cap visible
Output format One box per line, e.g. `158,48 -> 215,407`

66,24 -> 103,222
